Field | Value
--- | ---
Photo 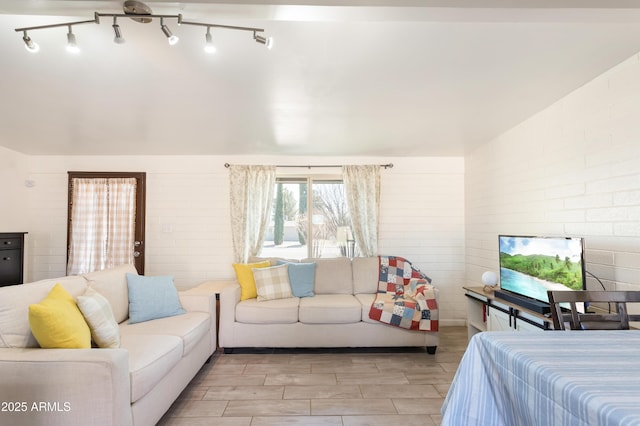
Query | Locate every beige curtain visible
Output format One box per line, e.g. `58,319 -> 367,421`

343,165 -> 380,257
229,165 -> 276,263
67,178 -> 137,275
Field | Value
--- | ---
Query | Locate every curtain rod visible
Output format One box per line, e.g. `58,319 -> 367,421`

224,163 -> 393,169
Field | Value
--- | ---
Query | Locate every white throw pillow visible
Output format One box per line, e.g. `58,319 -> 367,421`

252,264 -> 293,301
76,287 -> 120,348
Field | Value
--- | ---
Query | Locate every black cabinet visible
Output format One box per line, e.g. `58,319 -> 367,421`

0,232 -> 27,286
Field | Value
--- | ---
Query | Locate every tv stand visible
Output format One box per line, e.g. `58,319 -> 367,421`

464,286 -> 553,340
494,289 -> 551,314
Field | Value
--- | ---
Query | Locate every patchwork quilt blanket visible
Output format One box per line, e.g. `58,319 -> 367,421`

369,256 -> 438,331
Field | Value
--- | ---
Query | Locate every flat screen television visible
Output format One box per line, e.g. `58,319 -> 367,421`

497,235 -> 586,313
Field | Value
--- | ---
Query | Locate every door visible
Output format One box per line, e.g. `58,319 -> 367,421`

67,172 -> 146,275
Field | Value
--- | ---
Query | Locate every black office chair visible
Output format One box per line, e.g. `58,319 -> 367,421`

547,290 -> 640,330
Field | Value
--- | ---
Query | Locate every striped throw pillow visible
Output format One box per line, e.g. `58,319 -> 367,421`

76,287 -> 120,348
252,264 -> 293,301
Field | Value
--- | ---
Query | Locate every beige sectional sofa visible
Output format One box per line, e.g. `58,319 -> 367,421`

219,256 -> 439,353
0,264 -> 216,426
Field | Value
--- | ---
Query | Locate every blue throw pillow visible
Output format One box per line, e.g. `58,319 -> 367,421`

277,261 -> 316,297
126,273 -> 185,324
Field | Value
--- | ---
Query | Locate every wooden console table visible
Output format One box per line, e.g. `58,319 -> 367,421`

464,286 -> 553,339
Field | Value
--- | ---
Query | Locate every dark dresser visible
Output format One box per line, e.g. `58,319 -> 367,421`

0,232 -> 27,286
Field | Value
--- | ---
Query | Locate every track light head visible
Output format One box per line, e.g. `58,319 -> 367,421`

112,18 -> 125,44
253,32 -> 273,50
160,18 -> 179,45
22,32 -> 39,53
204,28 -> 216,54
66,27 -> 80,53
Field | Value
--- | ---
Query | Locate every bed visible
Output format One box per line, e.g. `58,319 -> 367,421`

441,330 -> 640,425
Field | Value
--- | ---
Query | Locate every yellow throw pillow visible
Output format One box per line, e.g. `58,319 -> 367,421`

29,283 -> 91,349
232,261 -> 271,300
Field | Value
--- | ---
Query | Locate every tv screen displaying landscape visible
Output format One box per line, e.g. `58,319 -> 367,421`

499,235 -> 585,305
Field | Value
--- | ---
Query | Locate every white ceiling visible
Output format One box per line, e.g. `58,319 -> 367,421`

3,1 -> 640,156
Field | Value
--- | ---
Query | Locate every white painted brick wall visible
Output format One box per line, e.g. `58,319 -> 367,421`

0,146 -> 29,233
466,53 -> 640,302
2,155 -> 466,324
23,173 -> 68,281
379,158 -> 466,323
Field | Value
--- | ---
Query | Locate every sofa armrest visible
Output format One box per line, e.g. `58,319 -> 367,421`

218,283 -> 240,348
178,291 -> 216,315
178,291 -> 217,352
0,348 -> 131,426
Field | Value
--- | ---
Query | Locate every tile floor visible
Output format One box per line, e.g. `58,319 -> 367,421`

158,326 -> 468,426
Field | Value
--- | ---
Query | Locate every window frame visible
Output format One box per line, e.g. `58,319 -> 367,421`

265,173 -> 350,259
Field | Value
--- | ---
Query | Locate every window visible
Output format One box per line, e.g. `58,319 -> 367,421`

260,176 -> 355,259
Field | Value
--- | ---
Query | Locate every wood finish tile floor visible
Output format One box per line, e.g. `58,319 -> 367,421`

158,326 -> 467,426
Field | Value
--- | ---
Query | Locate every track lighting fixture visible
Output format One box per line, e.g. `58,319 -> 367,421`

66,26 -> 80,53
160,18 -> 179,46
112,17 -> 125,44
22,32 -> 39,53
14,2 -> 272,54
204,28 -> 216,54
254,32 -> 274,50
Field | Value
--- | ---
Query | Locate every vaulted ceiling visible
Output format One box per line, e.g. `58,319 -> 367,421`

3,1 -> 640,156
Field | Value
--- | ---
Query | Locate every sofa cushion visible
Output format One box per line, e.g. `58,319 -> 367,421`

120,333 -> 183,403
236,297 -> 300,324
0,275 -> 88,348
28,283 -> 92,349
278,261 -> 316,298
232,261 -> 271,300
120,312 -> 210,356
85,263 -> 138,324
355,293 -> 378,324
77,287 -> 120,348
298,294 -> 362,324
302,257 -> 353,295
126,274 -> 185,324
352,257 -> 380,294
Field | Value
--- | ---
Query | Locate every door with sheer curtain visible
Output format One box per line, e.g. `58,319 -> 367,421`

66,172 -> 146,275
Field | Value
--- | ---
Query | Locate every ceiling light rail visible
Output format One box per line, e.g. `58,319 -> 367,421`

15,1 -> 272,54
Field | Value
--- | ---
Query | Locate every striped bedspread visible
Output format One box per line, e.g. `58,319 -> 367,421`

442,331 -> 640,426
